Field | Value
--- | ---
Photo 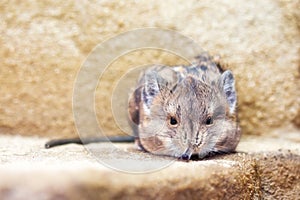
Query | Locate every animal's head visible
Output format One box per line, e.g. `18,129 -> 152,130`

130,65 -> 240,160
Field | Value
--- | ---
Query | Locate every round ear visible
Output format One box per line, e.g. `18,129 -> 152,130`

141,66 -> 178,109
220,70 -> 237,114
128,67 -> 163,126
128,69 -> 160,127
129,66 -> 179,124
142,70 -> 161,109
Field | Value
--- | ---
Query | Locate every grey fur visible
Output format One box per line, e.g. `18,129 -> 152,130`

128,53 -> 241,160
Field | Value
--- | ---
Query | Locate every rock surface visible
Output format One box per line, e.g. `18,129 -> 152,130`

0,134 -> 299,200
0,0 -> 299,137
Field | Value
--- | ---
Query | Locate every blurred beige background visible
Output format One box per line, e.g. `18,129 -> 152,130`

0,0 -> 299,138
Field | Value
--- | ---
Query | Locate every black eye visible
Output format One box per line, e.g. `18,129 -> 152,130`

170,117 -> 178,126
205,116 -> 213,125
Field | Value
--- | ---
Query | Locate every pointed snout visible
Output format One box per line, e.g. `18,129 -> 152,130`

180,147 -> 193,160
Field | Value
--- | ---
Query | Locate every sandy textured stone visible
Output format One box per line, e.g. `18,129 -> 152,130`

0,134 -> 299,200
0,0 -> 299,137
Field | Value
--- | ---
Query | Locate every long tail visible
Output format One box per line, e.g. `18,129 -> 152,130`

45,136 -> 135,149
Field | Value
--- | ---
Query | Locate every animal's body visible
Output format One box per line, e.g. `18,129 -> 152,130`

46,53 -> 241,161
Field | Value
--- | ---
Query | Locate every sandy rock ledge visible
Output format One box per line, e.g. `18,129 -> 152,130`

0,135 -> 299,200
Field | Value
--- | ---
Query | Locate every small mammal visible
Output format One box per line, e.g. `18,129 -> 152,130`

46,53 -> 241,161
